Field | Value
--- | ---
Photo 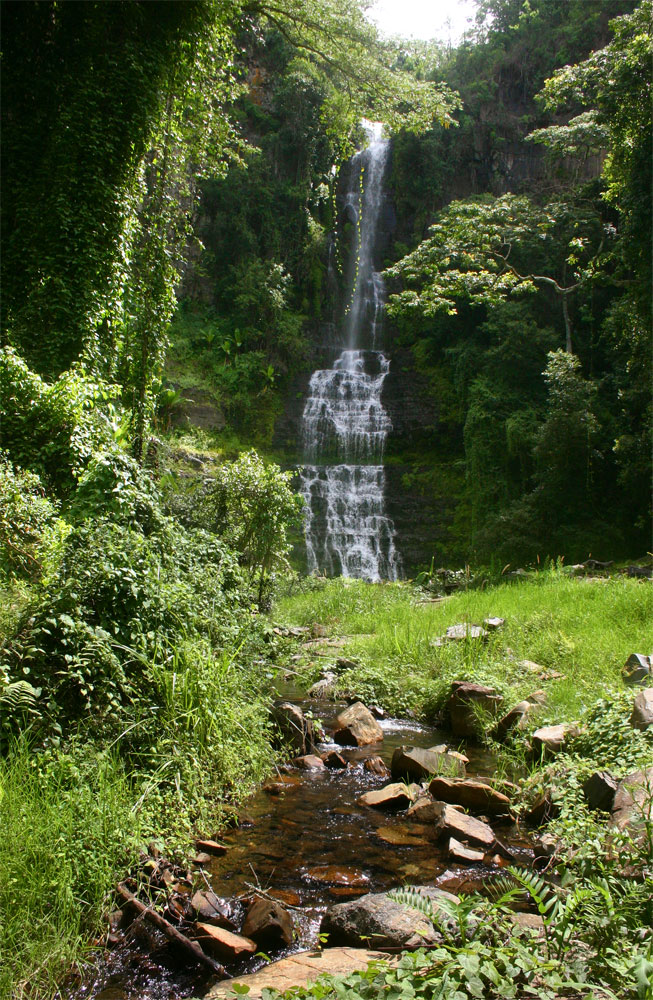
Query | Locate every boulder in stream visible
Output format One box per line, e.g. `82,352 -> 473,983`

333,702 -> 383,746
293,754 -> 326,770
190,890 -> 235,929
428,777 -> 512,817
322,750 -> 348,769
357,782 -> 414,811
242,895 -> 294,949
320,887 -> 459,950
195,923 -> 257,961
272,701 -> 316,755
364,755 -> 390,777
391,745 -> 466,781
432,801 -> 496,848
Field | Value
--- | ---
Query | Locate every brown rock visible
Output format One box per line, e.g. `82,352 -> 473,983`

432,801 -> 496,848
322,750 -> 348,769
195,923 -> 257,961
189,852 -> 212,867
375,825 -> 431,847
532,723 -> 576,757
622,653 -> 651,685
305,865 -> 369,887
405,796 -> 441,822
611,767 -> 653,831
582,771 -> 618,812
269,889 -> 301,907
448,837 -> 485,863
190,891 -> 234,929
272,701 -> 316,755
448,682 -> 503,739
494,701 -> 532,741
391,745 -> 466,781
428,777 -> 512,816
333,702 -> 383,746
328,887 -> 370,899
195,839 -> 227,856
242,895 -> 294,949
364,755 -> 390,777
630,688 -> 653,730
524,791 -> 559,825
293,754 -> 326,770
205,948 -> 391,999
357,782 -> 414,811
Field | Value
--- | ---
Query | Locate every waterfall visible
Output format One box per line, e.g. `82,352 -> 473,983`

300,122 -> 401,582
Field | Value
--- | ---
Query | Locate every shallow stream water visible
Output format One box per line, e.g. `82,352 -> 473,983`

71,685 -> 532,1000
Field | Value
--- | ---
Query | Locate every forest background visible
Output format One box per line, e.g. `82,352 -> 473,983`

0,1 -> 651,998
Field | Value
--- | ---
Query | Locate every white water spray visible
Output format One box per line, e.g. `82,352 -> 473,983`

300,123 -> 401,581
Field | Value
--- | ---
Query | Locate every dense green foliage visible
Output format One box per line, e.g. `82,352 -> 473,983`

382,0 -> 650,564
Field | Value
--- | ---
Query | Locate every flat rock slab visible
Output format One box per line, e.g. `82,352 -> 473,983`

432,801 -> 496,847
306,865 -> 369,888
375,825 -> 432,847
333,702 -> 383,746
391,745 -> 466,781
357,782 -> 414,811
428,777 -> 512,816
448,837 -> 485,863
195,839 -> 228,856
205,948 -> 390,998
321,888 -> 458,950
195,923 -> 257,962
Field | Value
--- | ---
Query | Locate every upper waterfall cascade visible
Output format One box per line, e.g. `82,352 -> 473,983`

300,122 -> 401,582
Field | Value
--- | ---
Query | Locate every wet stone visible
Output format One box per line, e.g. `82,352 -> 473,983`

305,865 -> 369,887
375,825 -> 431,847
190,890 -> 234,929
333,702 -> 383,746
364,755 -> 390,777
428,777 -> 512,816
195,838 -> 227,856
448,837 -> 485,863
195,923 -> 257,961
322,750 -> 348,769
321,888 -> 459,950
432,802 -> 496,848
357,782 -> 414,811
391,745 -> 466,781
242,895 -> 294,949
293,754 -> 326,770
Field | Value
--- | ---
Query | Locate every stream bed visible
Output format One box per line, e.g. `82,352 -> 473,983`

72,686 -> 533,1000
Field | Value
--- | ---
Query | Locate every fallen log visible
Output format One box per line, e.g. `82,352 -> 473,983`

116,882 -> 226,978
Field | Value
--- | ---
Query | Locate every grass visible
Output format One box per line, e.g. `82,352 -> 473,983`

0,738 -> 141,1000
276,570 -> 653,725
0,634 -> 276,1000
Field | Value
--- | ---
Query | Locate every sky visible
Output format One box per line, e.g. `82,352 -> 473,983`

368,0 -> 478,43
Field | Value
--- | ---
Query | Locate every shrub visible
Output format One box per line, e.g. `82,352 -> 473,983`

0,454 -> 58,577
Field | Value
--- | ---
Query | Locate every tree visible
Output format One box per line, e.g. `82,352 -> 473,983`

199,450 -> 304,604
385,193 -> 610,353
535,0 -> 652,321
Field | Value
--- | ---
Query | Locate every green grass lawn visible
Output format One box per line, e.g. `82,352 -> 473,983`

276,571 -> 653,725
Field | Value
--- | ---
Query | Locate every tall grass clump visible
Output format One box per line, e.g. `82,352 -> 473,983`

0,736 -> 141,1000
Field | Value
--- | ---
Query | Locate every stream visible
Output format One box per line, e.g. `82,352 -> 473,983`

75,682 -> 532,1000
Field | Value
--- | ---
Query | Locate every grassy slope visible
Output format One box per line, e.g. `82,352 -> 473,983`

276,572 -> 653,725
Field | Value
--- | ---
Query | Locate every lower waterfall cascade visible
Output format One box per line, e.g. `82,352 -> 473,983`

299,123 -> 401,582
